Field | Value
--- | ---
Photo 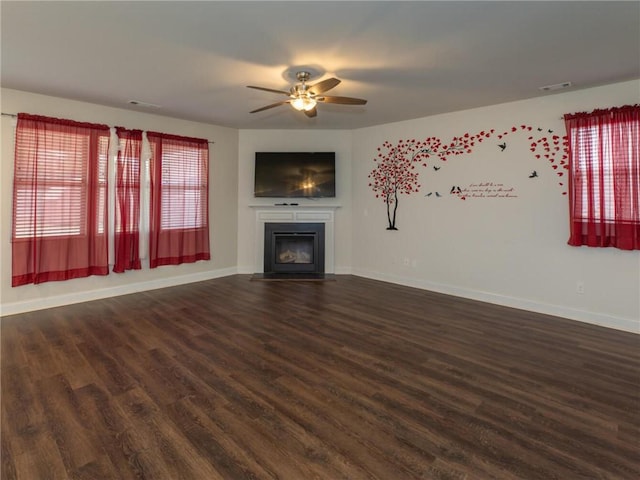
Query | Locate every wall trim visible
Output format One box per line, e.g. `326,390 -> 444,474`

351,268 -> 639,334
0,267 -> 238,317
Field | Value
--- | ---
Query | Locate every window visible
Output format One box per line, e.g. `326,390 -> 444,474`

147,131 -> 210,268
564,105 -> 640,250
11,114 -> 110,286
158,140 -> 207,230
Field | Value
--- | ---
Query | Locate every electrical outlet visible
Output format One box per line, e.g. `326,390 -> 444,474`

576,281 -> 585,294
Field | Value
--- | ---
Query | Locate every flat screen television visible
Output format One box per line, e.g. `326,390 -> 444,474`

254,152 -> 336,198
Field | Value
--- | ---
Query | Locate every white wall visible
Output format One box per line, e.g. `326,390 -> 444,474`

351,80 -> 640,333
0,88 -> 239,315
237,129 -> 353,273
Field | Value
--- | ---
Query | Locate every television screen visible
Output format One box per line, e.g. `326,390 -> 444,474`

254,152 -> 336,198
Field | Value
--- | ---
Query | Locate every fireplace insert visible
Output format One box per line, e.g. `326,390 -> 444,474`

264,223 -> 325,276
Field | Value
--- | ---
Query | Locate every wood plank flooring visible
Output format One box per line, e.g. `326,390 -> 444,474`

1,274 -> 639,479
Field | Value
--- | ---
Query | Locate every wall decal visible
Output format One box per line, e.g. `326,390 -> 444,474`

368,139 -> 432,230
451,182 -> 518,199
369,125 -> 568,228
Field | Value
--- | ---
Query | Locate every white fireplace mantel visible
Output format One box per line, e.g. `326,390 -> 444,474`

249,204 -> 340,273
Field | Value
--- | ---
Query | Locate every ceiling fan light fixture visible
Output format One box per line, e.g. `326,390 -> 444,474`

291,96 -> 317,111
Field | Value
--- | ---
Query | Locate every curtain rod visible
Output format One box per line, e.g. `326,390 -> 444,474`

1,112 -> 215,143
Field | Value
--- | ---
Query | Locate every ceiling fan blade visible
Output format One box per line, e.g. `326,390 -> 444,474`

317,95 -> 367,105
247,85 -> 290,95
250,100 -> 290,113
308,77 -> 340,95
304,107 -> 318,118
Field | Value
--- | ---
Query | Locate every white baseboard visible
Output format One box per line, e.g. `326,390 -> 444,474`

351,268 -> 640,334
0,267 -> 238,317
237,266 -> 257,274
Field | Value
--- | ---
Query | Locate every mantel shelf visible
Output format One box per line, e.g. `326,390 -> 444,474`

248,204 -> 341,210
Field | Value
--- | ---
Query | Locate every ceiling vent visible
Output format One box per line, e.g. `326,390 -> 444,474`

539,81 -> 572,92
128,100 -> 161,108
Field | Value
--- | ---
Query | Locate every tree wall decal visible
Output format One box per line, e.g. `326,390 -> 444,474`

368,139 -> 432,230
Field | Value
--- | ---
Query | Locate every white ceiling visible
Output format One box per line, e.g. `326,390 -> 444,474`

2,1 -> 639,130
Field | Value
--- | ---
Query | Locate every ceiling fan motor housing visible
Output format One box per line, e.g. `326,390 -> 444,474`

296,71 -> 311,83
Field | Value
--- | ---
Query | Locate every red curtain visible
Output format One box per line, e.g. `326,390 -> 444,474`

113,127 -> 142,273
147,131 -> 210,268
564,105 -> 640,250
12,114 -> 111,286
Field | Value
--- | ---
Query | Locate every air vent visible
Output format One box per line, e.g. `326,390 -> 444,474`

539,81 -> 572,92
128,100 -> 161,108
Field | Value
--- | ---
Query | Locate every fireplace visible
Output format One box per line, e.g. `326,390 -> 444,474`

264,222 -> 325,277
249,205 -> 338,277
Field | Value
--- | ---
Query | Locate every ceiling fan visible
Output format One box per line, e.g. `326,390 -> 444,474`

247,71 -> 367,118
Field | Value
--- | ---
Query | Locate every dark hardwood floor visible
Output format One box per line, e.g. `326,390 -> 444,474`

1,275 -> 638,479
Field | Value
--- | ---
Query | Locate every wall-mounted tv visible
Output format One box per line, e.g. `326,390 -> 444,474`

254,152 -> 336,198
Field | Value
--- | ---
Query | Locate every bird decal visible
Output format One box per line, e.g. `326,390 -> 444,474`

433,166 -> 441,171
498,142 -> 506,152
529,171 -> 538,178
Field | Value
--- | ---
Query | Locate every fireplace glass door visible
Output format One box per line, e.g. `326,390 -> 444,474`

275,236 -> 315,265
264,223 -> 325,275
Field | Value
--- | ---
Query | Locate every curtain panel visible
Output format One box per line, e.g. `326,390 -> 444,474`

113,127 -> 143,272
564,105 -> 640,250
146,131 -> 210,268
11,113 -> 111,286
